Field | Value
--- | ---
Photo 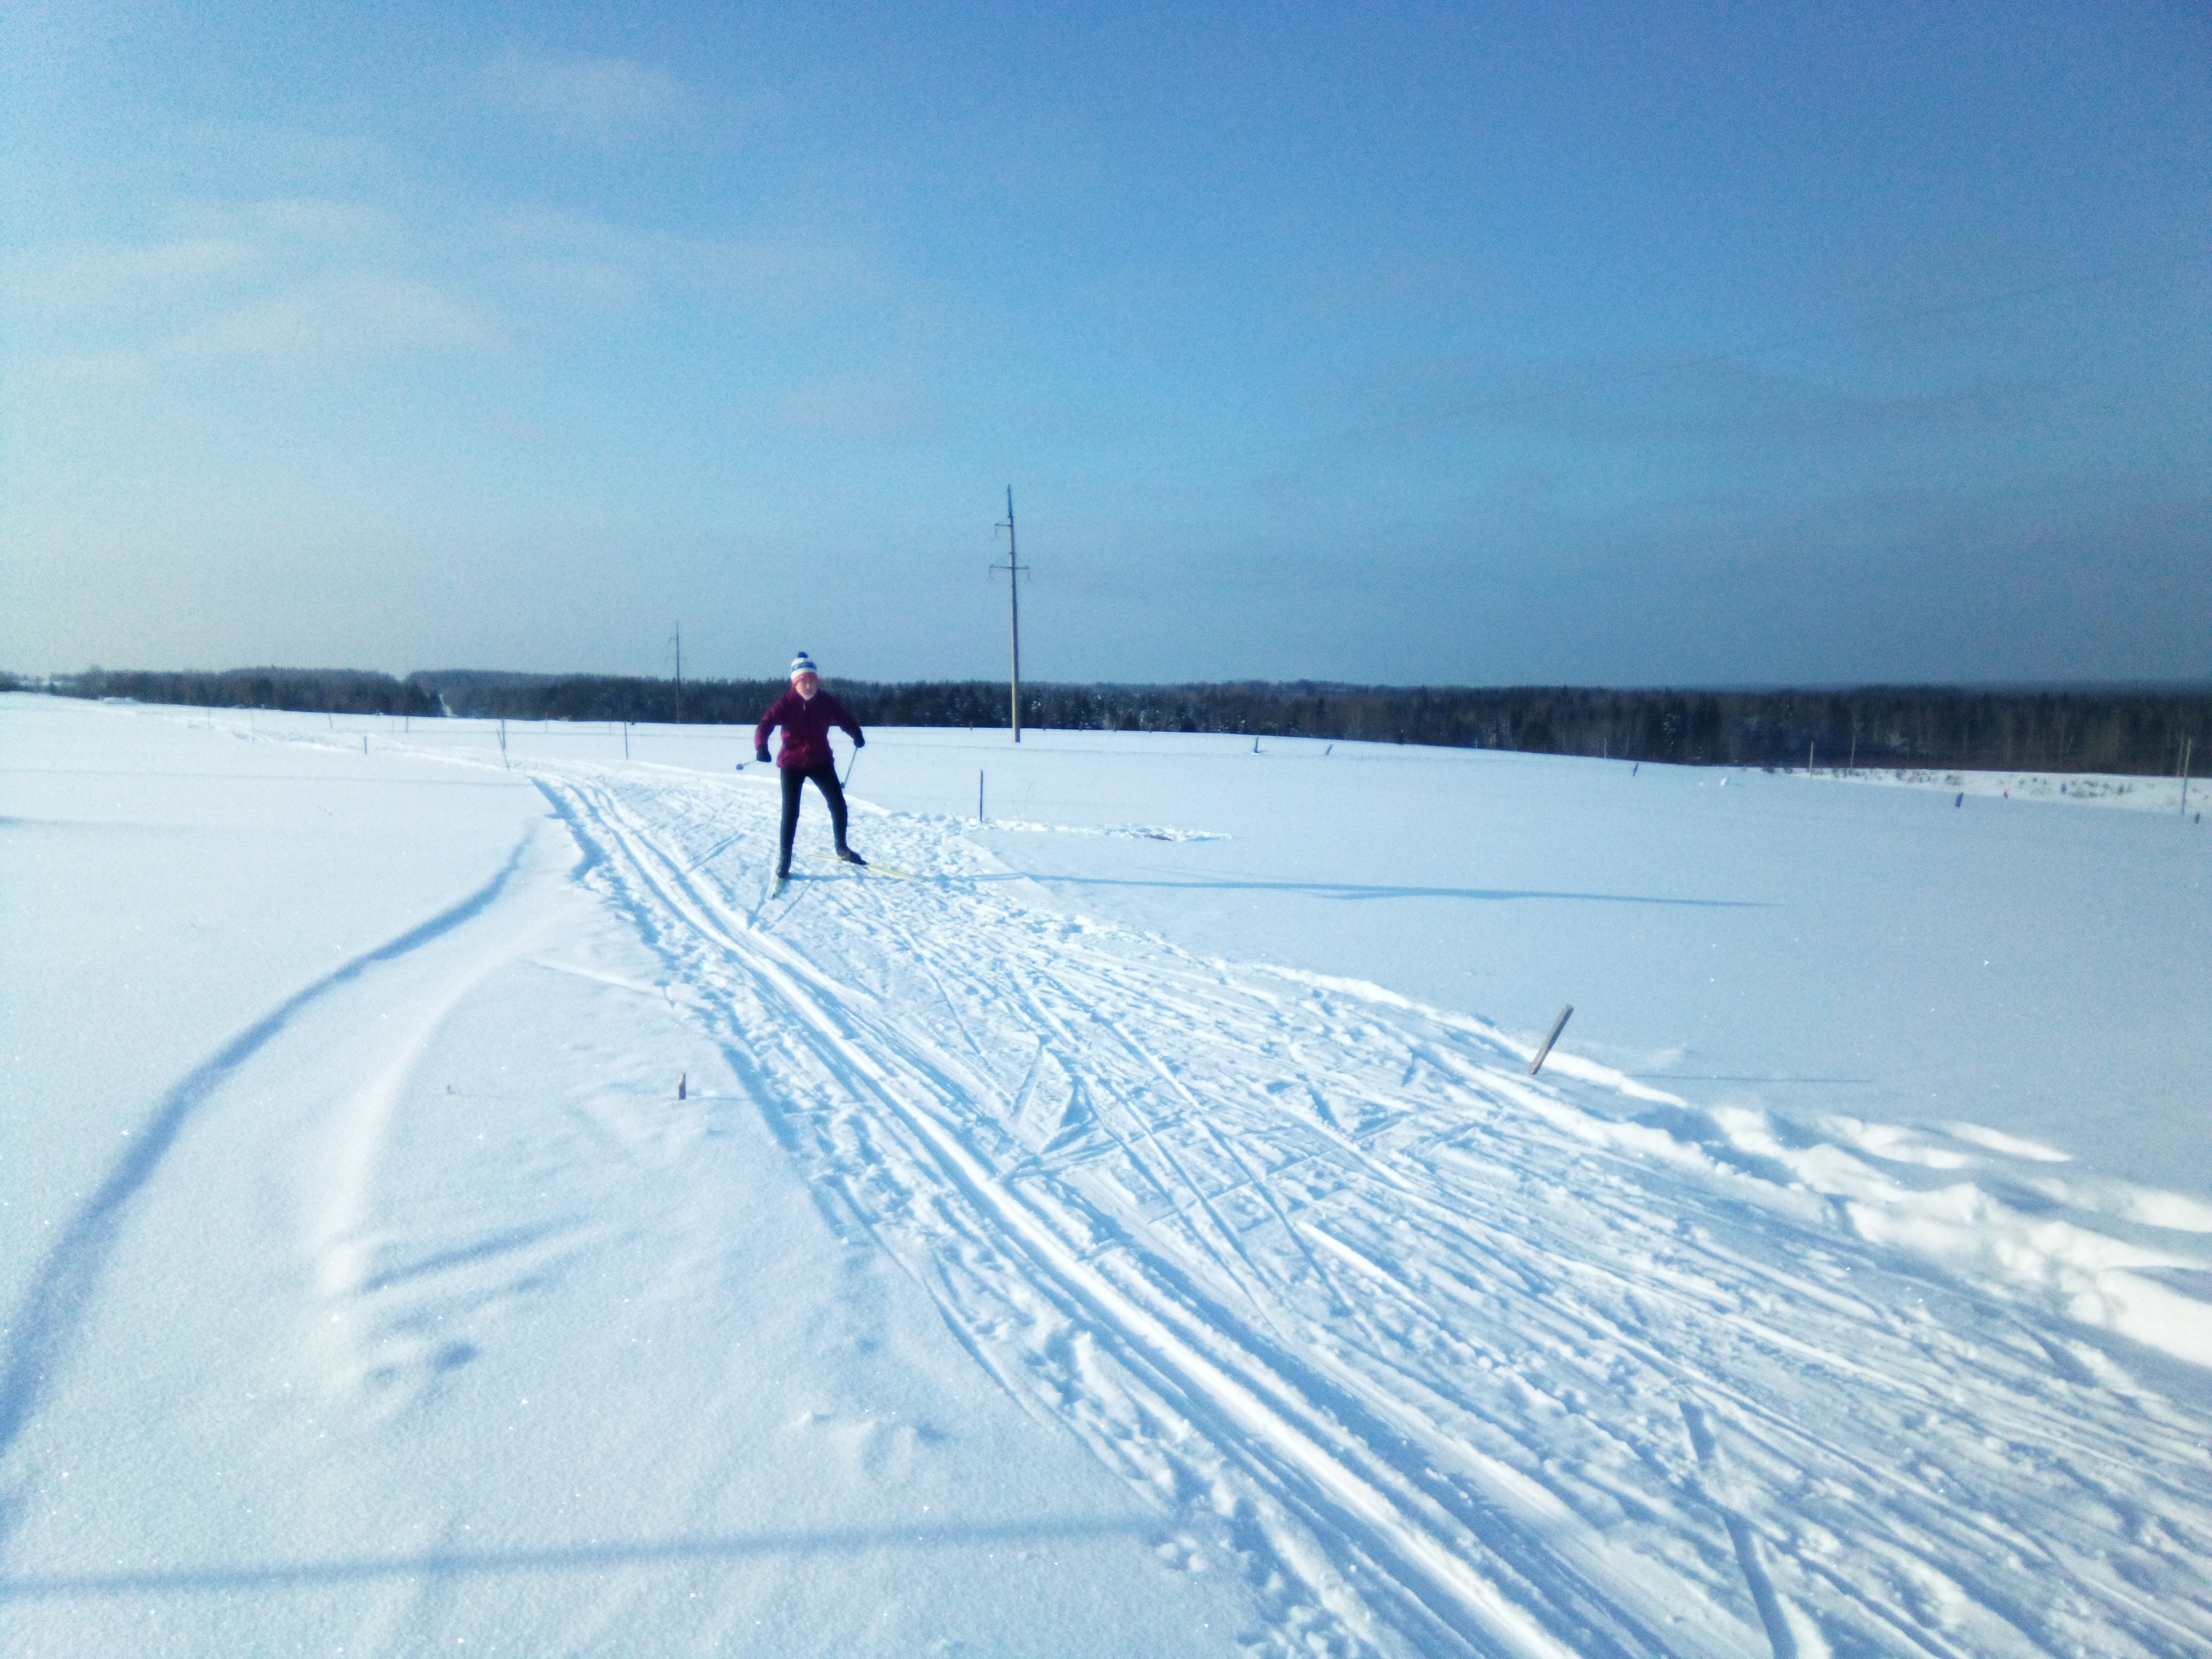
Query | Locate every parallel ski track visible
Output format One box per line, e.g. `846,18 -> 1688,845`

537,764 -> 2212,1659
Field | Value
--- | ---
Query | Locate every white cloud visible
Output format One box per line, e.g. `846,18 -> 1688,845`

482,54 -> 690,147
171,197 -> 398,253
6,197 -> 501,375
169,275 -> 503,365
9,237 -> 261,315
8,201 -> 402,326
486,207 -> 892,321
6,189 -> 900,388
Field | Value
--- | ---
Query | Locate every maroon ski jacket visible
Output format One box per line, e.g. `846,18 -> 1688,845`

754,688 -> 863,771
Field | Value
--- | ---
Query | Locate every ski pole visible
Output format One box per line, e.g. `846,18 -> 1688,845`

842,745 -> 860,790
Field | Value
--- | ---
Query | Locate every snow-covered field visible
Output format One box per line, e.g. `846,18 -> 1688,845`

3,693 -> 2207,1657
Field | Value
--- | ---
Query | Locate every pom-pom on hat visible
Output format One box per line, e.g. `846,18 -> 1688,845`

790,652 -> 819,680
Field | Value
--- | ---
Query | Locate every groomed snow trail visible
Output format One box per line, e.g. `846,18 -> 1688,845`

539,760 -> 2211,1659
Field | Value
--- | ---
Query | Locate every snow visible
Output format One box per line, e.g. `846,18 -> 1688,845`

3,693 -> 2208,1656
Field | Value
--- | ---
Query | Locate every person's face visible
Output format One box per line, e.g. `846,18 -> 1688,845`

794,671 -> 819,699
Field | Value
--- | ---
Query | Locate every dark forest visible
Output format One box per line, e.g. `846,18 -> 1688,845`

36,668 -> 2209,777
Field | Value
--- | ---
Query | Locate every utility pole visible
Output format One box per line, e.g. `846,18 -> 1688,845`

670,621 -> 683,722
992,488 -> 1029,742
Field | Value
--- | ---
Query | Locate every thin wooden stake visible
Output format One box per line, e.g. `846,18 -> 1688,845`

1528,1004 -> 1574,1076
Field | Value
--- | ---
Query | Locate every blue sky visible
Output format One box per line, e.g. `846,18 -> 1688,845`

5,1 -> 2207,687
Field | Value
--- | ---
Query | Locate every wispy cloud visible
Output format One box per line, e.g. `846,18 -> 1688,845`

169,275 -> 501,365
481,54 -> 690,147
8,197 -> 501,375
488,207 -> 891,322
9,238 -> 262,314
11,200 -> 401,321
9,184 -> 914,390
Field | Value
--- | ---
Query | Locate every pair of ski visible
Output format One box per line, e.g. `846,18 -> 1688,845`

768,853 -> 910,899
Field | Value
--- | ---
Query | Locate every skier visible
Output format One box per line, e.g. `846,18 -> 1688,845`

754,651 -> 866,882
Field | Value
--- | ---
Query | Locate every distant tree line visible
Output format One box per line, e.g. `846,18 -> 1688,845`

52,666 -> 438,716
40,666 -> 2211,777
411,670 -> 787,725
1043,681 -> 2208,777
417,672 -> 2209,776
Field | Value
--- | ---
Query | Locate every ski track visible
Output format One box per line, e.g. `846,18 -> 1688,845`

0,838 -> 535,1469
522,760 -> 2212,1659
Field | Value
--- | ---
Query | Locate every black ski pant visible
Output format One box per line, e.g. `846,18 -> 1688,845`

777,762 -> 849,874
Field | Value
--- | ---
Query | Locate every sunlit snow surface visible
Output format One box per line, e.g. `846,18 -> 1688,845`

3,695 -> 2208,1657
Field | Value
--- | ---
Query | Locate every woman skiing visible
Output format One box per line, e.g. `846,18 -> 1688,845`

754,652 -> 866,882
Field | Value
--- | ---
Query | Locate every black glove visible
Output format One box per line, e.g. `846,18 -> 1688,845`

755,745 -> 771,763
855,734 -> 865,748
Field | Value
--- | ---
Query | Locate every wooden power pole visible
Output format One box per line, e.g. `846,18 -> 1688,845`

993,489 -> 1029,742
670,621 -> 684,720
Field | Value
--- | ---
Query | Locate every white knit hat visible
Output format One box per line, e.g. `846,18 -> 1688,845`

790,652 -> 819,679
